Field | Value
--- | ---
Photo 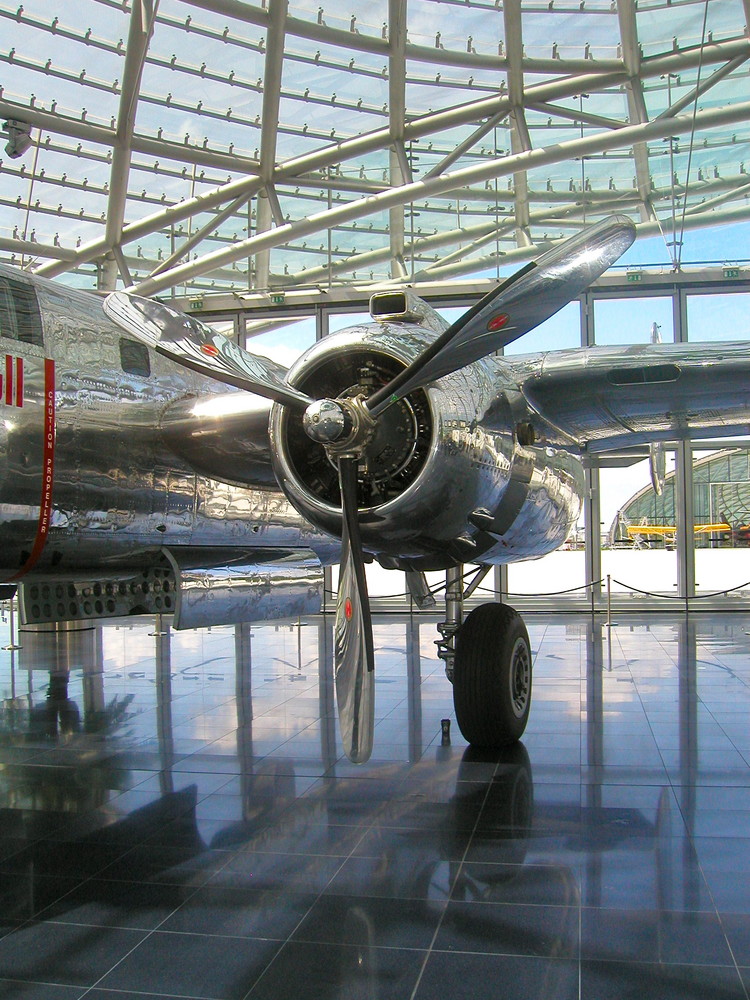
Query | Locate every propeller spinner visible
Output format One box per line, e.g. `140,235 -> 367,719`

104,214 -> 636,764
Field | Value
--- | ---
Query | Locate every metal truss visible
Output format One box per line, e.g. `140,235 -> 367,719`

0,0 -> 748,296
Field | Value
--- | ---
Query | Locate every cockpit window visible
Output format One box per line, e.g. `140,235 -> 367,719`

119,337 -> 151,377
0,276 -> 44,346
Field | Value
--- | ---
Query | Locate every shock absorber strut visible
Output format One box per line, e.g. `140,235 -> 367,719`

436,565 -> 463,683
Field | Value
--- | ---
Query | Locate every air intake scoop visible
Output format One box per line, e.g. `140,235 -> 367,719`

369,289 -> 447,332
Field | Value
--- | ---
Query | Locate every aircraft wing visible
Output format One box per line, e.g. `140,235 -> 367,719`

516,340 -> 750,453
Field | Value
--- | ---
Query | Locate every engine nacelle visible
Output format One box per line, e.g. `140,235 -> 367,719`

270,318 -> 585,572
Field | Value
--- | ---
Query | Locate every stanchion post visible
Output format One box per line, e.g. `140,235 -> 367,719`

604,574 -> 617,628
149,612 -> 168,638
3,595 -> 22,651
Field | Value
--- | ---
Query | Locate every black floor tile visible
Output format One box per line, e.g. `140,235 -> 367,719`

1,612 -> 750,1000
0,870 -> 84,926
0,980 -> 86,999
96,842 -> 224,884
434,900 -> 579,957
581,907 -> 734,965
292,892 -> 446,950
158,883 -> 317,938
413,952 -> 580,1000
35,877 -> 188,929
354,820 -> 474,862
693,837 -> 750,873
96,930 -> 282,999
579,846 -> 715,912
0,921 -> 148,986
706,873 -> 750,913
718,912 -> 750,965
325,853 -> 455,900
453,861 -> 580,906
581,960 -> 747,999
463,832 -> 568,865
86,992 -> 209,1000
245,940 -> 425,999
211,849 -> 344,892
0,840 -> 129,879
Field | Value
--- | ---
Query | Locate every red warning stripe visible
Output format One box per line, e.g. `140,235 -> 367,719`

0,354 -> 25,408
8,358 -> 55,581
15,355 -> 23,408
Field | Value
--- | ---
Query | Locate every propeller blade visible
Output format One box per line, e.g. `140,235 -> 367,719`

334,456 -> 375,764
366,215 -> 636,417
104,291 -> 314,411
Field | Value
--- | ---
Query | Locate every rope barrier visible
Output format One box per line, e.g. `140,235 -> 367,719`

476,580 -> 604,599
325,574 -> 750,604
611,577 -> 750,601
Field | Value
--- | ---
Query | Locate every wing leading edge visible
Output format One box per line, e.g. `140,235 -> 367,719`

515,340 -> 750,453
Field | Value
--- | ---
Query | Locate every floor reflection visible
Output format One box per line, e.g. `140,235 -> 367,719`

0,611 -> 749,998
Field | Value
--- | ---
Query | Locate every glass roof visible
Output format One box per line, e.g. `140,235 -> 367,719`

1,0 -> 749,298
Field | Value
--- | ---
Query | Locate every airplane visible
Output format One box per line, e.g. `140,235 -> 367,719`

2,214 -> 750,764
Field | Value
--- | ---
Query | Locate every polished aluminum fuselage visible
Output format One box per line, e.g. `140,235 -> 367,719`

0,269 -> 338,584
0,268 -> 585,584
4,264 -> 750,593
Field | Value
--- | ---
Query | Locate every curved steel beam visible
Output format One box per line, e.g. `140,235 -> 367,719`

129,98 -> 750,296
102,0 -> 160,289
15,10 -> 747,288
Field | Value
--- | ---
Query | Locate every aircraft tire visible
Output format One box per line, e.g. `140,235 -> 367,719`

452,603 -> 532,747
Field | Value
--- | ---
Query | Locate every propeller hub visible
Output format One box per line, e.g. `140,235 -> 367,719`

303,399 -> 352,444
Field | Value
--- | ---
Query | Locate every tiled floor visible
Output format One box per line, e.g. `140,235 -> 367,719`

1,611 -> 750,998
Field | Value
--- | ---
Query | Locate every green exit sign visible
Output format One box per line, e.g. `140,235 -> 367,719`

626,271 -> 643,283
724,266 -> 740,279
188,298 -> 204,311
270,293 -> 286,305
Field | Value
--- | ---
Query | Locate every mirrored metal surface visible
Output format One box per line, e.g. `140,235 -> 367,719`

167,548 -> 323,630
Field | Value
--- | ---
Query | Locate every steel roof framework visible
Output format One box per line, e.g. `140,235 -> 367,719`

0,0 -> 749,298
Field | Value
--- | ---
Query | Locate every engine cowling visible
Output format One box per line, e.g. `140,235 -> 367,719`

270,322 -> 434,551
270,317 -> 584,573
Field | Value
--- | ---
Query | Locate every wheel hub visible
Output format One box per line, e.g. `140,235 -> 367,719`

509,637 -> 531,718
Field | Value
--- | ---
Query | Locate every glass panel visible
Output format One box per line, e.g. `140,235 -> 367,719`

504,300 -> 580,355
0,276 -> 43,345
525,5 -> 621,61
435,306 -> 465,327
601,453 -> 678,597
4,0 -> 750,292
0,282 -> 19,341
119,338 -> 150,378
506,548 -> 587,601
686,291 -> 750,342
328,312 -> 371,334
244,315 -> 316,367
409,0 -> 504,57
593,295 -> 674,345
693,446 -> 750,596
329,563 -> 407,601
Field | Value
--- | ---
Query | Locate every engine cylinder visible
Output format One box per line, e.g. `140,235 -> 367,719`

270,326 -> 434,534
